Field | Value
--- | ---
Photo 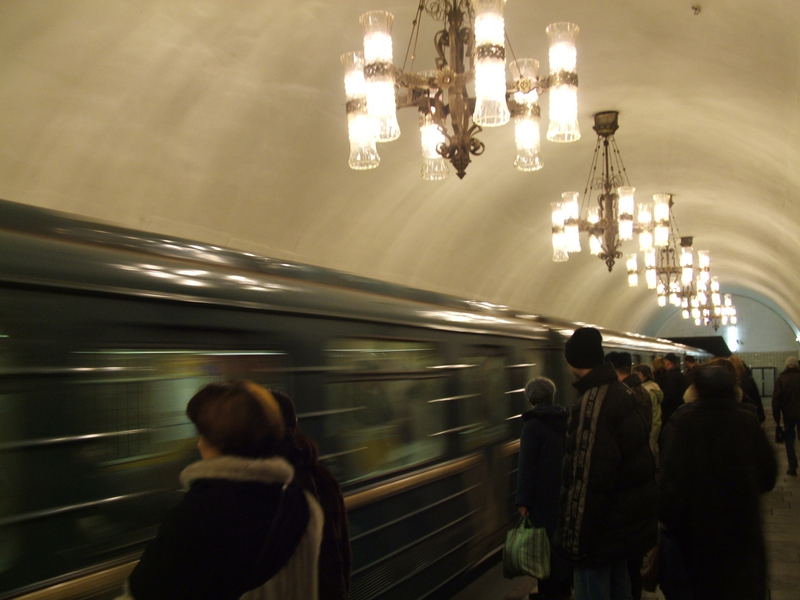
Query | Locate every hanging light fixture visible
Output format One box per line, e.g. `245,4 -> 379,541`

342,2 -> 581,179
552,111 -> 644,271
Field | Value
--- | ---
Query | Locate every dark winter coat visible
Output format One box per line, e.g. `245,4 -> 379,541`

659,395 -> 777,600
129,456 -> 323,600
739,368 -> 765,422
623,373 -> 653,432
555,365 -> 657,567
294,458 -> 351,600
515,404 -> 568,533
773,365 -> 800,423
657,367 -> 688,425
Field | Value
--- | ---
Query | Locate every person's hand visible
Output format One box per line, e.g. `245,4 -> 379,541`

517,505 -> 529,517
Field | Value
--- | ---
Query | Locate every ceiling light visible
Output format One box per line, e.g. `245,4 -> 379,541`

342,2 -> 580,179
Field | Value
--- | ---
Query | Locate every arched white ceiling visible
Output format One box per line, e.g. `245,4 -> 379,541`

0,0 -> 798,334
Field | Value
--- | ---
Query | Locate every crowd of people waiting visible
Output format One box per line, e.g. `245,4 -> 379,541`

114,328 -> 797,600
515,327 -> 789,600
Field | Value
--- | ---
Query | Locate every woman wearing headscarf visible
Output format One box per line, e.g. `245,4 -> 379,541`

659,364 -> 777,600
128,381 -> 323,599
515,377 -> 571,600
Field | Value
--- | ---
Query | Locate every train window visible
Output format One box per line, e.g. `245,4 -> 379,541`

0,348 -> 289,596
457,347 -> 511,447
322,339 -> 446,484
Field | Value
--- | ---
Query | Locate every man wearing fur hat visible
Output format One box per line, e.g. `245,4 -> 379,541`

555,328 -> 657,600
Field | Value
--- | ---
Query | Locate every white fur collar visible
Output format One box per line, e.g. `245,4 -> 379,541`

180,455 -> 294,489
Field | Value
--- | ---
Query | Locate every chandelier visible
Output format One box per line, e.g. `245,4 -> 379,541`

551,111 -> 662,271
621,196 -> 738,330
340,1 -> 581,179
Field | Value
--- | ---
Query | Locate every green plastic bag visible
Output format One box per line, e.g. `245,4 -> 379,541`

502,516 -> 551,579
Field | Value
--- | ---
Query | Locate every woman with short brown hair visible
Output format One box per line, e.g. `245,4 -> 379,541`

128,381 -> 323,599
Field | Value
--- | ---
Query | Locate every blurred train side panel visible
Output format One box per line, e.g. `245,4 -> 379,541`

0,199 -> 704,600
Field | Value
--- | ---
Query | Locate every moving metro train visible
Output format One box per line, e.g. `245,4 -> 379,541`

0,199 -> 704,600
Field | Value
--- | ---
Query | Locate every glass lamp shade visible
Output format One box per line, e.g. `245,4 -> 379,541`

653,194 -> 670,247
587,206 -> 600,224
360,10 -> 400,142
551,201 -> 565,228
473,0 -> 509,127
514,117 -> 543,171
419,113 -> 448,181
510,59 -> 542,171
347,114 -> 380,170
561,191 -> 579,219
626,253 -> 638,287
589,235 -> 602,256
644,248 -> 656,269
694,318 -> 702,326
551,200 -> 569,262
545,22 -> 580,142
639,230 -> 653,252
560,192 -> 581,252
724,293 -> 733,307
552,243 -> 569,262
565,224 -> 581,253
697,250 -> 711,270
341,51 -> 380,170
682,309 -> 690,320
730,314 -> 738,325
654,225 -> 669,248
645,268 -> 657,289
638,202 -> 653,251
657,294 -> 667,308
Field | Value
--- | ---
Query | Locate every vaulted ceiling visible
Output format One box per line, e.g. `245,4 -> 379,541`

1,0 -> 798,335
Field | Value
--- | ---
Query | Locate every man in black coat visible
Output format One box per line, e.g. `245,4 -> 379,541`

555,328 -> 657,600
773,356 -> 800,476
606,351 -> 654,600
656,353 -> 687,425
660,364 -> 777,599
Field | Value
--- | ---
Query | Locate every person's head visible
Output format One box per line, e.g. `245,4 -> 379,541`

606,351 -> 633,381
524,377 -> 556,406
634,364 -> 654,383
187,381 -> 285,460
652,356 -> 665,376
271,388 -> 319,466
706,357 -> 739,383
663,353 -> 680,371
565,327 -> 605,377
693,364 -> 737,402
785,356 -> 799,371
727,354 -> 746,382
271,389 -> 298,435
685,355 -> 697,369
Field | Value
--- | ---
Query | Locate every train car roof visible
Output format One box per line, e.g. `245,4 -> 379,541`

0,198 -> 703,355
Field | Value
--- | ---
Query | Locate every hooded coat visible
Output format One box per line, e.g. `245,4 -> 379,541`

659,391 -> 777,600
129,456 -> 323,600
555,364 -> 657,567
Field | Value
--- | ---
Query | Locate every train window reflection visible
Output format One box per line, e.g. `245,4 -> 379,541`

323,339 -> 445,484
458,349 -> 511,448
0,348 -> 289,596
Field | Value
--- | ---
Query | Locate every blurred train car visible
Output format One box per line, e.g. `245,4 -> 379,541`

0,199 -> 705,600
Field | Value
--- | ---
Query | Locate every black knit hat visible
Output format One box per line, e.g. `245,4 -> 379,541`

606,351 -> 632,370
565,327 -> 604,368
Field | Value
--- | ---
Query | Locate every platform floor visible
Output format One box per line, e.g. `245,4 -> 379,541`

452,411 -> 798,600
